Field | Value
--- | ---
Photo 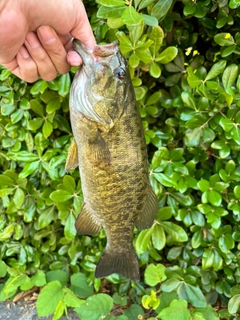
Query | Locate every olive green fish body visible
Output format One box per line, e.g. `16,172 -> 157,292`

67,41 -> 158,281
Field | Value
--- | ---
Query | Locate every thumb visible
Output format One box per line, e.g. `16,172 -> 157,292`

70,1 -> 96,50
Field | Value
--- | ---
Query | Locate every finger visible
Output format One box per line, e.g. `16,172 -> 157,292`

37,25 -> 71,74
2,46 -> 39,83
67,50 -> 82,66
25,32 -> 57,81
0,8 -> 27,64
70,1 -> 96,50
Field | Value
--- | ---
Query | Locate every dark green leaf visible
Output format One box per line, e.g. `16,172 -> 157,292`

151,0 -> 173,21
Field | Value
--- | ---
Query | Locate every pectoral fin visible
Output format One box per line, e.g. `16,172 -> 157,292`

87,132 -> 111,169
135,184 -> 158,230
65,139 -> 78,172
75,203 -> 101,235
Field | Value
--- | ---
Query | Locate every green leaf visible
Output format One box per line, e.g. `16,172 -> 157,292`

161,279 -> 181,292
121,6 -> 143,25
158,299 -> 191,320
231,126 -> 240,144
158,207 -> 173,220
58,73 -> 71,97
13,188 -> 25,209
97,5 -> 125,18
197,180 -> 210,192
64,213 -> 77,240
193,305 -> 219,320
181,91 -> 196,109
36,281 -> 64,317
46,98 -> 61,113
202,249 -> 214,269
142,14 -> 158,26
42,120 -> 53,138
124,304 -> 144,319
144,263 -> 166,286
70,273 -> 94,299
138,0 -> 155,10
0,188 -> 14,198
52,300 -> 65,320
228,294 -> 240,314
184,283 -> 207,308
184,127 -> 203,147
4,274 -> 29,295
214,33 -> 235,46
222,64 -> 238,90
129,53 -> 140,68
74,294 -> 113,320
116,31 -> 133,54
96,0 -> 125,6
30,99 -> 44,116
219,234 -> 234,253
31,270 -> 46,287
187,67 -> 202,88
0,261 -> 7,278
38,206 -> 55,229
150,62 -> 161,78
156,47 -> 178,64
30,80 -> 48,95
28,118 -> 44,131
151,0 -> 173,21
234,185 -> 240,199
63,287 -> 84,308
207,190 -> 222,206
50,190 -> 73,202
219,117 -> 234,132
205,60 -> 227,81
19,161 -> 40,178
46,270 -> 69,287
153,173 -> 177,188
160,221 -> 188,242
152,224 -> 166,250
135,227 -> 153,254
149,26 -> 164,55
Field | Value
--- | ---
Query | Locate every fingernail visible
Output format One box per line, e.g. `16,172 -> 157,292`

38,26 -> 56,45
19,46 -> 30,58
25,33 -> 40,48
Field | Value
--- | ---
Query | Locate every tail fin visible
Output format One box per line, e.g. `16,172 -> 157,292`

95,247 -> 140,282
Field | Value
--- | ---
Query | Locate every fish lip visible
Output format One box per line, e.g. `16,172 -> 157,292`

73,40 -> 119,63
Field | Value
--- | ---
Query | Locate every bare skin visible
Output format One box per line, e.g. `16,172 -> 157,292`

0,0 -> 96,82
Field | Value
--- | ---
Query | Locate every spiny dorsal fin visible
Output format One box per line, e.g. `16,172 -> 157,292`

75,203 -> 101,235
65,139 -> 78,172
135,184 -> 158,230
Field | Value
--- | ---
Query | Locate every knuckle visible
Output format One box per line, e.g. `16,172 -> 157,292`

41,72 -> 57,82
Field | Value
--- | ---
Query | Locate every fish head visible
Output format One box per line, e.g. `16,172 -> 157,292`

70,40 -> 131,128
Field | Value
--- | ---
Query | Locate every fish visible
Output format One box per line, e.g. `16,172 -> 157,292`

66,40 -> 158,282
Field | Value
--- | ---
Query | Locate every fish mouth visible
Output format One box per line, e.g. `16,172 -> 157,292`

73,40 -> 119,64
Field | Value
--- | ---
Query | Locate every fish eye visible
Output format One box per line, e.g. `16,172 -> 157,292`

115,68 -> 125,80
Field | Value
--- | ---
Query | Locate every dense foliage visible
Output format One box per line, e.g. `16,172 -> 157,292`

1,0 -> 240,319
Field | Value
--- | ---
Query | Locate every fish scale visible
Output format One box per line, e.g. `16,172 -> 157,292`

66,40 -> 158,281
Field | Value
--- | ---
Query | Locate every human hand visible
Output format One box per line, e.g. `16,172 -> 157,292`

0,0 -> 96,82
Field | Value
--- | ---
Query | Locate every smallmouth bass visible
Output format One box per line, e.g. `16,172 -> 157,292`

66,40 -> 158,281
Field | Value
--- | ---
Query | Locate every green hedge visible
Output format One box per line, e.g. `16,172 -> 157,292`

1,0 -> 240,319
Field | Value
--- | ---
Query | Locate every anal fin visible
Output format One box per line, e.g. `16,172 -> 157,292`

135,184 -> 158,230
75,203 -> 101,235
65,139 -> 78,172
